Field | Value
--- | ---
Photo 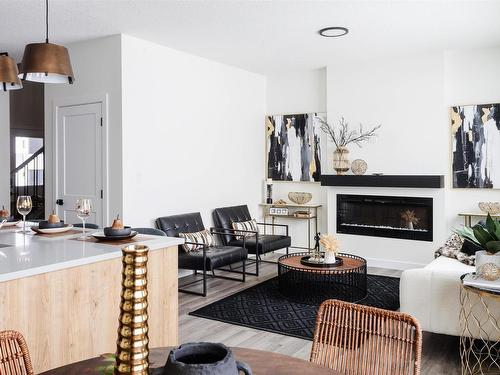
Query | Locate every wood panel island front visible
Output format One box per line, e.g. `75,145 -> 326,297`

0,227 -> 183,373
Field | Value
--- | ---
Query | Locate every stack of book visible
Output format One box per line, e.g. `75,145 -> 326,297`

462,273 -> 500,293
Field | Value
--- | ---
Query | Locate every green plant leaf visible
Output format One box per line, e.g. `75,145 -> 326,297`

485,241 -> 500,254
485,214 -> 499,240
473,225 -> 495,247
452,227 -> 481,246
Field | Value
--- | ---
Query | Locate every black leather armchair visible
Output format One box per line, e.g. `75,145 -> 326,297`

156,212 -> 247,297
212,205 -> 291,276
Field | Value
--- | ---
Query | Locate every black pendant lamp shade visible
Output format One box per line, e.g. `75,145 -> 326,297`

0,53 -> 22,91
18,0 -> 74,84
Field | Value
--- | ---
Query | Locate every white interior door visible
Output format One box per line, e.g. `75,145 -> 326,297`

55,102 -> 103,227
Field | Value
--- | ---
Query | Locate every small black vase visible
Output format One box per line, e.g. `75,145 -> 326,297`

162,342 -> 252,375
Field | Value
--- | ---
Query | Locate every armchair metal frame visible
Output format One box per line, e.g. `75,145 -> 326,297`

178,232 -> 247,297
210,222 -> 289,276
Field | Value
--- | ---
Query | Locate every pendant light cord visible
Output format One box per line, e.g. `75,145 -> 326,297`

45,0 -> 49,43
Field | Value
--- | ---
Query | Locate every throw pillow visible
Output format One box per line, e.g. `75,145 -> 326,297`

435,233 -> 475,266
232,219 -> 258,238
460,239 -> 483,256
179,229 -> 215,253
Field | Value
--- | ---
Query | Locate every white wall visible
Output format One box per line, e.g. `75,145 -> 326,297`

44,35 -> 123,222
325,53 -> 447,267
321,47 -> 500,268
121,35 -> 266,228
0,95 -> 9,208
266,69 -> 327,248
444,47 -> 500,229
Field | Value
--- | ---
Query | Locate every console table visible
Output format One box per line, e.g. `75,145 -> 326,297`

260,203 -> 321,251
458,212 -> 500,226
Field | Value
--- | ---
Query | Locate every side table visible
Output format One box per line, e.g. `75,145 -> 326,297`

459,274 -> 500,374
260,203 -> 321,251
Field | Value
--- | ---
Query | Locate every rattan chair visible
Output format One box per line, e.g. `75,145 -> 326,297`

0,330 -> 34,375
310,299 -> 422,375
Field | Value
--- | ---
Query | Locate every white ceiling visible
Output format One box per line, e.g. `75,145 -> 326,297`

1,0 -> 500,74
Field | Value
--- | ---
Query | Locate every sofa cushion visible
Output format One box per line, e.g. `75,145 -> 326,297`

232,219 -> 258,238
178,245 -> 248,270
424,255 -> 474,274
229,234 -> 291,255
435,233 -> 475,266
179,229 -> 215,252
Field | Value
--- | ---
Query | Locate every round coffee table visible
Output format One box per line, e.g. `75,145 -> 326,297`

278,252 -> 367,304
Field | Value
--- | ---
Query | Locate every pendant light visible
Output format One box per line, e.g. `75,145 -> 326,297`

19,0 -> 74,84
0,53 -> 22,91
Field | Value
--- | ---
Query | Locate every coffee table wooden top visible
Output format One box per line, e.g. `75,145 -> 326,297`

40,347 -> 339,375
279,253 -> 366,273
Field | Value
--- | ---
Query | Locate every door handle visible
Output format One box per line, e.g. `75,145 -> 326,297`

56,199 -> 64,206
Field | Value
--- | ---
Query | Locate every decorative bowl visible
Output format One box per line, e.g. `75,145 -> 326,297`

104,226 -> 132,237
478,202 -> 500,215
288,192 -> 312,205
38,220 -> 65,229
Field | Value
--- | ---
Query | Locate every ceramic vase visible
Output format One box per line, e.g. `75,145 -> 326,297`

475,250 -> 500,281
324,251 -> 337,264
162,342 -> 252,375
333,147 -> 350,175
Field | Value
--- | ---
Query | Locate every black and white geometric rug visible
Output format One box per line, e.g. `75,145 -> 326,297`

189,275 -> 400,341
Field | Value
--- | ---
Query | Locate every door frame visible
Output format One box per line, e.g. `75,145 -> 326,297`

52,94 -> 109,225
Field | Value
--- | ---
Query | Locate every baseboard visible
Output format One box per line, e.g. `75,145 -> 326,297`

364,257 -> 426,271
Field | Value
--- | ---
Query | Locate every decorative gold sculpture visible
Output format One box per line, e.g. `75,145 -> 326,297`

114,245 -> 150,375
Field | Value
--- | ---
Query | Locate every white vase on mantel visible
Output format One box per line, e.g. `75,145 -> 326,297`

324,251 -> 337,264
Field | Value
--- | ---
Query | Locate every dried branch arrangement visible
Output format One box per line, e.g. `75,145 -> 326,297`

401,210 -> 420,225
318,117 -> 381,148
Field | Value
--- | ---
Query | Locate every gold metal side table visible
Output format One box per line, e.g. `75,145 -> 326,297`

459,274 -> 500,375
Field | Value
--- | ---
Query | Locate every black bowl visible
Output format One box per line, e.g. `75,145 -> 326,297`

104,226 -> 132,237
39,220 -> 65,229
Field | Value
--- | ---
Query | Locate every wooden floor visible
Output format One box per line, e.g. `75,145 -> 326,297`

179,256 -> 461,375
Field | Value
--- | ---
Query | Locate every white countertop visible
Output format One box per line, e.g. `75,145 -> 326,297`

0,226 -> 183,283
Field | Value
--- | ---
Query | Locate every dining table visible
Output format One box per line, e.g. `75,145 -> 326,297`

40,347 -> 339,374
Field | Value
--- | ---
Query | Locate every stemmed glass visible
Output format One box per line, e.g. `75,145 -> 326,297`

17,196 -> 32,234
76,198 -> 93,240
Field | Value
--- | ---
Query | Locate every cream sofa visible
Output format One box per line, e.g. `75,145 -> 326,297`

400,256 -> 499,339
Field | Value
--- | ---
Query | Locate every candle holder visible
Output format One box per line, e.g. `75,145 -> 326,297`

114,245 -> 150,375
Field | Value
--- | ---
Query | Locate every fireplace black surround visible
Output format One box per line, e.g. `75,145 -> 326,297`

337,194 -> 433,241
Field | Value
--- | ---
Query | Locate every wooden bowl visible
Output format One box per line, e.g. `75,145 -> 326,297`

288,192 -> 312,205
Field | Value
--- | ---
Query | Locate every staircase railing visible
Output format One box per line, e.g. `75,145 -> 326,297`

10,147 -> 45,219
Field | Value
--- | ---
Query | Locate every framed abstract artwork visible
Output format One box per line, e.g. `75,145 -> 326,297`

266,113 -> 326,182
451,103 -> 500,188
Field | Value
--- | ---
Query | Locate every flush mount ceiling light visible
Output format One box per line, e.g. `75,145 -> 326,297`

318,27 -> 349,38
0,53 -> 23,91
19,0 -> 74,84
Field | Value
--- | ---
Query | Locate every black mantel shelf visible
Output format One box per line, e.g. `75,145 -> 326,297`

320,175 -> 444,189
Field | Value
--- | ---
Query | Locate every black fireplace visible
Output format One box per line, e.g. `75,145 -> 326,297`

337,194 -> 433,241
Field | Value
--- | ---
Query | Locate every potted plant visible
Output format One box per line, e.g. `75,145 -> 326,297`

319,234 -> 340,264
454,214 -> 500,280
318,117 -> 381,175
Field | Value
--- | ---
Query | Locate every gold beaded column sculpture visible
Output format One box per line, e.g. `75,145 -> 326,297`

115,245 -> 150,375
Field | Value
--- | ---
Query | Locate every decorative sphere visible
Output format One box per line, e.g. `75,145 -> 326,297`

351,159 -> 367,175
478,263 -> 500,281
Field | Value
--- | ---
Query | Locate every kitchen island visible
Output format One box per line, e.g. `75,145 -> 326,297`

0,227 -> 183,373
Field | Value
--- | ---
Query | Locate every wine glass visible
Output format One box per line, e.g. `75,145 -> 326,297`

17,196 -> 32,234
76,198 -> 93,240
